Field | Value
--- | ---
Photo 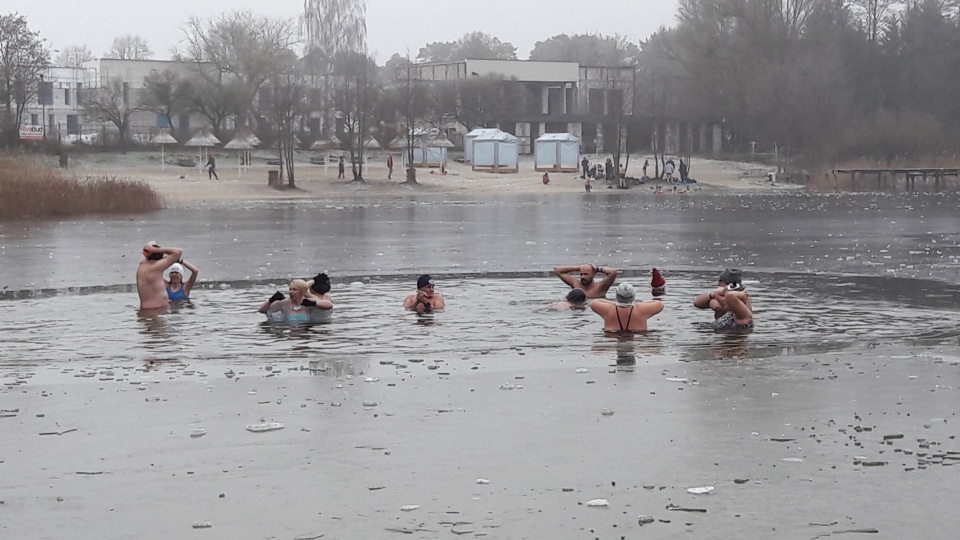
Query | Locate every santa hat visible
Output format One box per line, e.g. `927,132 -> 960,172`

651,268 -> 666,288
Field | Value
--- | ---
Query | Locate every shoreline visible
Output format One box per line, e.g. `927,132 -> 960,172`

49,151 -> 802,205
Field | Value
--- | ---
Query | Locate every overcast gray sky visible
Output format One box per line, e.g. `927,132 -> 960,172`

14,0 -> 678,63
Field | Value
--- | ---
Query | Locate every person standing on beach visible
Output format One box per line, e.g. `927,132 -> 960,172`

206,152 -> 219,180
642,159 -> 649,179
664,158 -> 675,183
581,156 -> 590,179
404,274 -> 445,314
387,154 -> 394,179
338,156 -> 346,179
137,241 -> 183,311
554,263 -> 618,299
589,283 -> 663,332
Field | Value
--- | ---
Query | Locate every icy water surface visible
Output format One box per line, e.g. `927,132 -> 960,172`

1,191 -> 959,291
1,272 -> 959,373
1,191 -> 959,371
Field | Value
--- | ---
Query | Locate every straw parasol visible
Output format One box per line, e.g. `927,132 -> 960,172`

150,128 -> 179,171
224,134 -> 257,177
184,130 -> 220,170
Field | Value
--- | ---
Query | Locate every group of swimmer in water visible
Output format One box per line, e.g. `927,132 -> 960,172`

136,241 -> 752,332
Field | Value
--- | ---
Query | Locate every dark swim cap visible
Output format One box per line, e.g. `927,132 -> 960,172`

310,273 -> 331,295
565,288 -> 587,305
718,268 -> 742,284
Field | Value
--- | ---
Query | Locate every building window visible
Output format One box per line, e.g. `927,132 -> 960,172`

64,89 -> 71,105
31,113 -> 39,125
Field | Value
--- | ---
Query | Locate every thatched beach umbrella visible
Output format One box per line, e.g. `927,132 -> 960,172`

184,130 -> 220,170
224,134 -> 257,178
150,128 -> 179,171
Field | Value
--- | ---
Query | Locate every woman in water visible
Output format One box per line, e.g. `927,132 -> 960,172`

259,277 -> 333,323
165,261 -> 199,301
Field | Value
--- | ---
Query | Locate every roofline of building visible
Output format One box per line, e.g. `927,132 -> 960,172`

412,58 -> 638,70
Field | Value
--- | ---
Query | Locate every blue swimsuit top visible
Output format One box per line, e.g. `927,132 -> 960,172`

166,285 -> 188,300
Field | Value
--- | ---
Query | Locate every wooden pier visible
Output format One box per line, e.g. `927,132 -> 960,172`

832,168 -> 960,191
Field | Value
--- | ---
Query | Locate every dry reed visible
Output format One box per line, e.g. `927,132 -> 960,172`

0,154 -> 163,219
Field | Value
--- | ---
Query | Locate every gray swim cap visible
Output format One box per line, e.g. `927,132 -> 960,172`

615,283 -> 636,307
718,268 -> 742,284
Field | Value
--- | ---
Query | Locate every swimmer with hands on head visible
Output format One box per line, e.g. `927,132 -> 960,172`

137,241 -> 183,311
165,260 -> 199,300
554,263 -> 618,299
589,283 -> 664,332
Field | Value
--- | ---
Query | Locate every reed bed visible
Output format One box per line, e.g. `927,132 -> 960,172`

0,154 -> 163,219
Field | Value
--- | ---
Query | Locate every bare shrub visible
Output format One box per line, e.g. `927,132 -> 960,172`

0,154 -> 163,219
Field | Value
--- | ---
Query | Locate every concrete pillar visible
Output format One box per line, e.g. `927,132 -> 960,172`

712,123 -> 722,156
516,122 -> 531,154
596,123 -> 605,153
569,122 -> 582,140
699,123 -> 707,154
541,86 -> 549,115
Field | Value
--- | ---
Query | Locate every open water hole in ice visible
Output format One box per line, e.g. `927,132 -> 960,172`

1,271 -> 959,377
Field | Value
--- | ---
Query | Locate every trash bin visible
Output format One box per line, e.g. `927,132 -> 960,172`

268,170 -> 280,186
59,153 -> 69,169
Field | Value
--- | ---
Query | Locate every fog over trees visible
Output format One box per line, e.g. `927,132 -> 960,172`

644,0 -> 960,160
6,0 -> 960,166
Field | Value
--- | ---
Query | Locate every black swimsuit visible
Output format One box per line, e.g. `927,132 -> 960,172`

616,306 -> 634,331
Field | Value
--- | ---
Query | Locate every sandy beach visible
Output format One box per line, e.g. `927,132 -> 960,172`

56,150 -> 800,204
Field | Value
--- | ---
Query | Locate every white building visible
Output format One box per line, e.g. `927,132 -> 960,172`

23,59 -> 214,143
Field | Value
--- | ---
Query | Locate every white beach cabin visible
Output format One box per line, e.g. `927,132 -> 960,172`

471,130 -> 519,173
535,133 -> 580,172
464,128 -> 501,164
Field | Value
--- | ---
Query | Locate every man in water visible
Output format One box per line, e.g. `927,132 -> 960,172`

550,288 -> 588,310
589,283 -> 663,332
693,268 -> 754,330
137,241 -> 183,311
404,274 -> 446,314
554,263 -> 618,299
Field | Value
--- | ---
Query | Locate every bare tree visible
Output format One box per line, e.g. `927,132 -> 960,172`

57,44 -> 94,67
331,51 -> 380,181
176,10 -> 298,134
0,13 -> 49,146
179,73 -> 245,139
302,0 -> 368,59
264,68 -> 307,188
81,76 -> 139,150
395,56 -> 429,183
848,1 -> 901,43
301,0 -> 368,142
140,69 -> 190,137
107,34 -> 153,60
